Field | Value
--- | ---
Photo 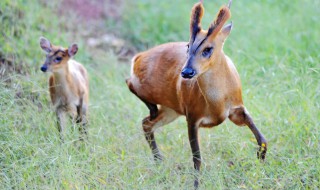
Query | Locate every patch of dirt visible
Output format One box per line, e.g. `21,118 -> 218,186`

61,0 -> 122,22
59,0 -> 136,61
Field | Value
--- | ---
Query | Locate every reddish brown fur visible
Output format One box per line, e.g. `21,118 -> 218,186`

126,1 -> 267,188
132,42 -> 186,111
127,4 -> 240,129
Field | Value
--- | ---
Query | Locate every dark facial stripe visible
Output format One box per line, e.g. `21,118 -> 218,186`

189,36 -> 208,56
50,50 -> 65,58
45,49 -> 65,65
185,55 -> 195,68
194,37 -> 207,53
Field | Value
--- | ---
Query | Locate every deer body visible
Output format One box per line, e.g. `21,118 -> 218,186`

130,42 -> 242,127
127,1 -> 267,188
49,60 -> 88,114
40,37 -> 89,141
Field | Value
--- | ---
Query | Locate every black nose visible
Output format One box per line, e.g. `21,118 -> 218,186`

181,68 -> 196,79
40,66 -> 47,72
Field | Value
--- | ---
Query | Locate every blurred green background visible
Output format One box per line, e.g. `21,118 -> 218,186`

0,0 -> 319,189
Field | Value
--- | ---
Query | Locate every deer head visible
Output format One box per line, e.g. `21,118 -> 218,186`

181,0 -> 232,79
39,37 -> 78,73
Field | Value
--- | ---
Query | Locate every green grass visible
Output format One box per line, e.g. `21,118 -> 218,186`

1,0 -> 319,189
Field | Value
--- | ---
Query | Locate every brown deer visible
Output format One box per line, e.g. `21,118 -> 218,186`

40,37 -> 89,141
126,0 -> 267,187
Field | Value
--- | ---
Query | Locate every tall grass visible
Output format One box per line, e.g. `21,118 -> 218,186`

1,0 -> 319,189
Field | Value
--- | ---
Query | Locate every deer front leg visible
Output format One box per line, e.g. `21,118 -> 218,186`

76,99 -> 88,141
229,106 -> 267,160
143,125 -> 163,161
143,105 -> 180,161
141,101 -> 161,161
188,121 -> 201,189
56,108 -> 66,142
246,114 -> 267,160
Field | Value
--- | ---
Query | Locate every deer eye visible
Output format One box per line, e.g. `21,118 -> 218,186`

186,44 -> 190,53
54,57 -> 62,63
202,47 -> 213,58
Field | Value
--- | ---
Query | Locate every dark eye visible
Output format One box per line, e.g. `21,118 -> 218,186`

54,57 -> 62,63
186,44 -> 190,53
202,47 -> 213,57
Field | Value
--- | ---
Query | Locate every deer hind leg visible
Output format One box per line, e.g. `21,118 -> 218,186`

127,80 -> 158,160
126,79 -> 179,160
229,106 -> 267,160
142,105 -> 179,161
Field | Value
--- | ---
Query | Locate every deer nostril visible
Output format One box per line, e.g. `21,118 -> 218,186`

40,66 -> 47,72
181,68 -> 196,79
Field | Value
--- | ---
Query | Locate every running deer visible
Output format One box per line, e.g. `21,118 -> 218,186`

39,37 -> 89,141
126,0 -> 267,187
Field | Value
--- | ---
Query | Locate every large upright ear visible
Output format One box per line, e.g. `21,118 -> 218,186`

207,4 -> 231,42
40,37 -> 52,53
68,44 -> 78,57
190,2 -> 204,44
220,22 -> 233,41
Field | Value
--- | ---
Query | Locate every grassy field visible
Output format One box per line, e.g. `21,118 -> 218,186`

1,0 -> 319,189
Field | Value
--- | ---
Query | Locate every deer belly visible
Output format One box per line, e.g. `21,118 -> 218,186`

197,114 -> 227,128
54,95 -> 79,115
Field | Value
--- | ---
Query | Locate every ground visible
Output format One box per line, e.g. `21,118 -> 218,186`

0,0 -> 319,189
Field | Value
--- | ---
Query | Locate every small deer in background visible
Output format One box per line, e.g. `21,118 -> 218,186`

126,0 -> 267,187
40,37 -> 89,141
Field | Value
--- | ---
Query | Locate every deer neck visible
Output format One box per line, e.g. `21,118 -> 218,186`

52,62 -> 72,93
196,54 -> 228,103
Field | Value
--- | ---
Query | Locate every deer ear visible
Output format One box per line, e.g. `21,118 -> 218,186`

207,5 -> 231,42
190,2 -> 204,44
68,44 -> 78,57
40,37 -> 52,53
220,22 -> 233,40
